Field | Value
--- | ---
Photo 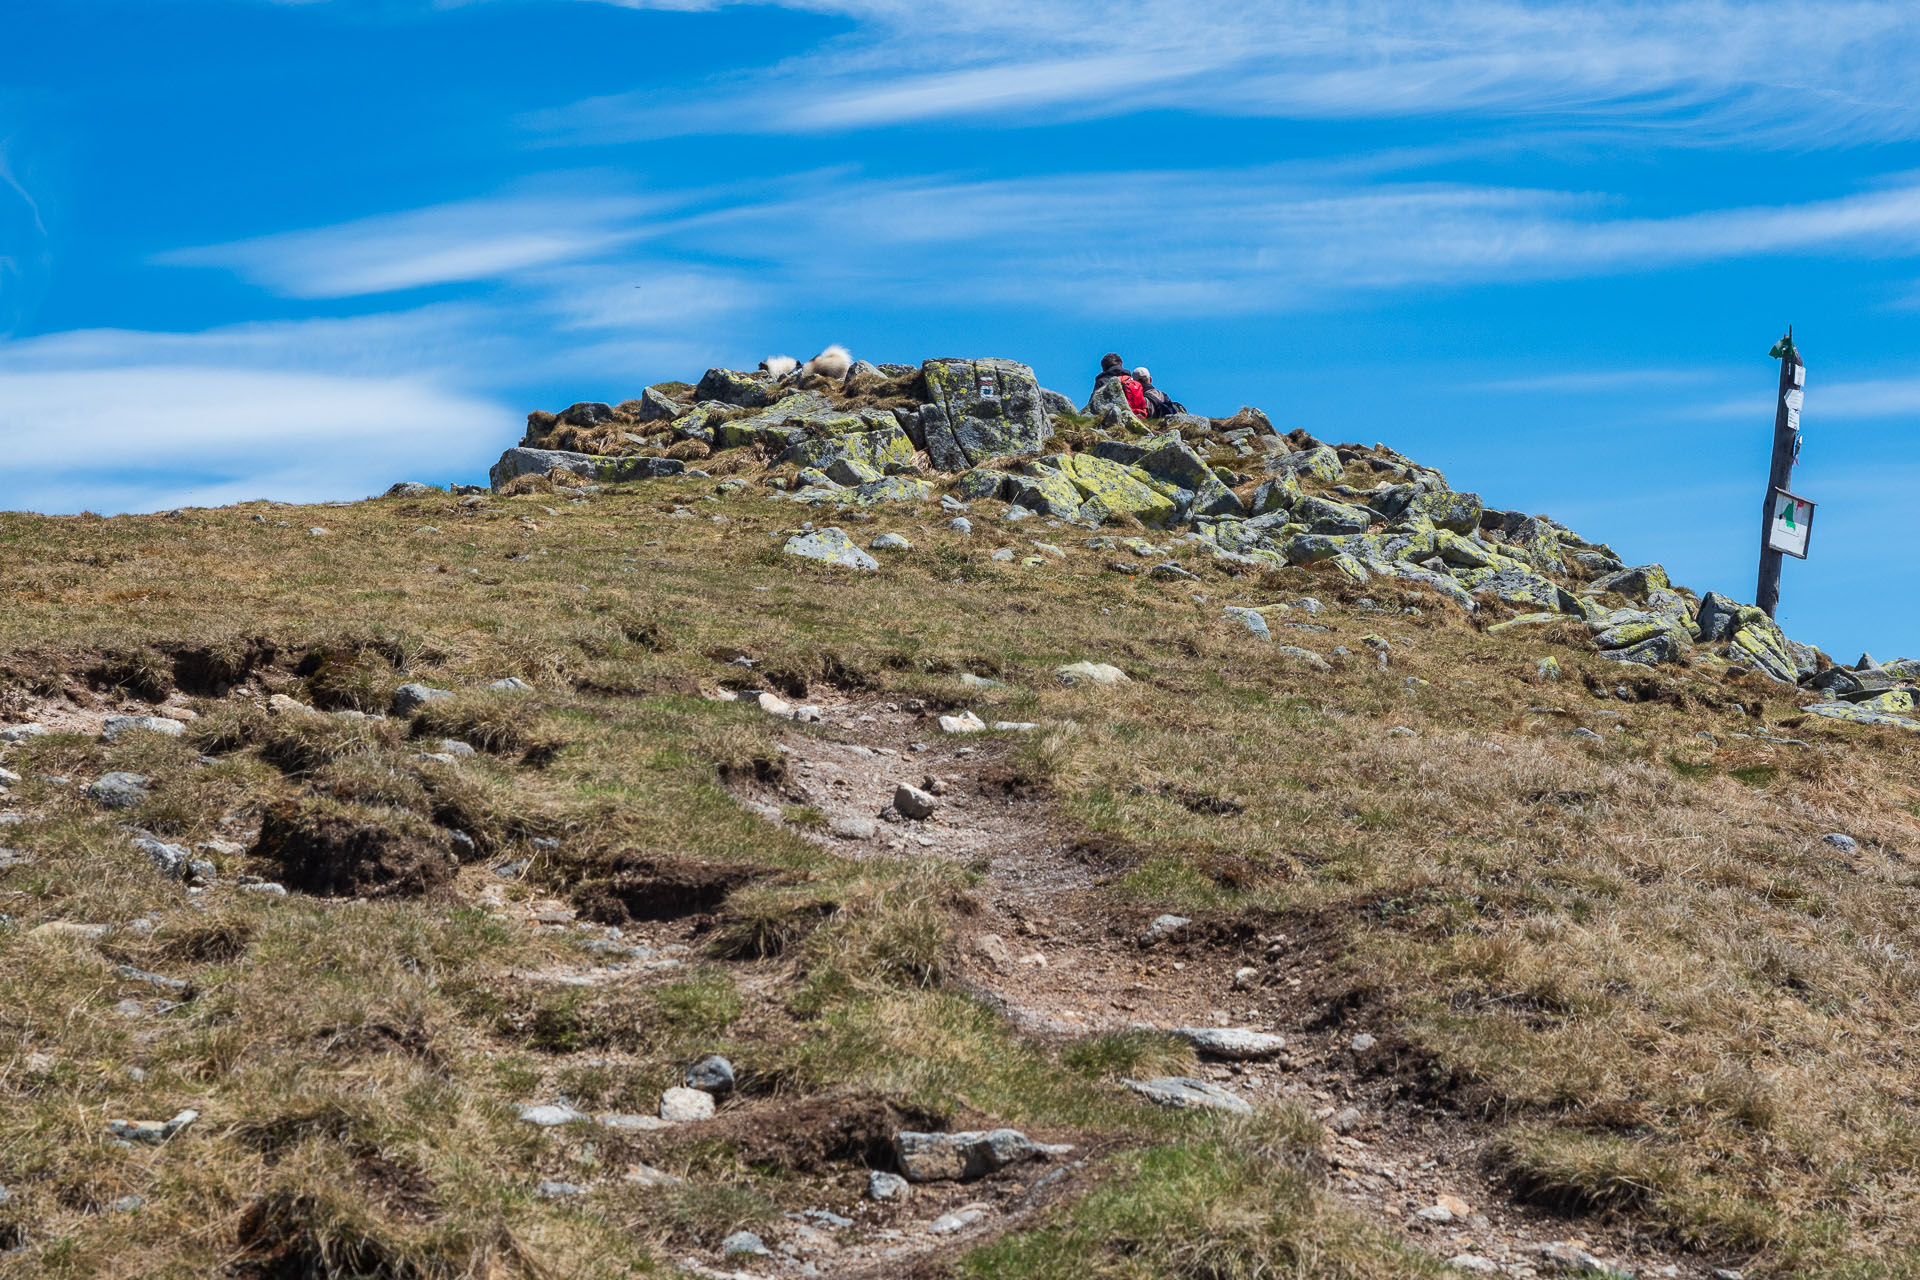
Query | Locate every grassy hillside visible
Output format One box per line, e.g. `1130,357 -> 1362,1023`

1,433 -> 1917,1279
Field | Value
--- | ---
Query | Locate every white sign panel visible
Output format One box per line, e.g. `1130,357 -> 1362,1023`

1767,489 -> 1815,559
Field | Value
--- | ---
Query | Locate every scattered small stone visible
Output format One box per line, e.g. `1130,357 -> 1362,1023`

829,816 -> 878,840
0,724 -> 49,743
1449,1256 -> 1501,1274
937,711 -> 987,734
87,772 -> 151,809
1822,833 -> 1859,852
894,1129 -> 1072,1182
240,882 -> 288,896
1231,966 -> 1259,990
518,1102 -> 587,1127
1327,1106 -> 1364,1133
684,1054 -> 735,1095
536,1180 -> 587,1199
597,1113 -> 673,1132
488,677 -> 533,693
928,1205 -> 990,1234
623,1161 -> 681,1186
110,1195 -> 146,1213
1567,727 -> 1604,742
1534,1242 -> 1630,1276
1349,1032 -> 1377,1052
100,716 -> 185,742
132,835 -> 192,881
893,783 -> 938,820
1056,661 -> 1129,686
115,965 -> 189,996
786,526 -> 879,570
867,1170 -> 910,1201
870,532 -> 913,550
1140,914 -> 1190,943
721,1230 -> 770,1258
392,683 -> 453,714
107,1109 -> 197,1145
947,517 -> 973,533
1386,726 -> 1416,738
659,1086 -> 715,1122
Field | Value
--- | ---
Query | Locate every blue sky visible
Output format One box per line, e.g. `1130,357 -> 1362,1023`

4,1 -> 1920,660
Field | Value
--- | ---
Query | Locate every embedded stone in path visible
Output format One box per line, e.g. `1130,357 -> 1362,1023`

1168,1026 -> 1287,1060
894,1128 -> 1073,1182
1124,1077 -> 1253,1115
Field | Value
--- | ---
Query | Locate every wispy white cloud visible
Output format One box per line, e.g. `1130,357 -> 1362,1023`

155,193 -> 666,298
531,1 -> 1920,144
155,165 -> 1920,320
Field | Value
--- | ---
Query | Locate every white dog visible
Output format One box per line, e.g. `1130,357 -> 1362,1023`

802,344 -> 852,380
758,354 -> 799,379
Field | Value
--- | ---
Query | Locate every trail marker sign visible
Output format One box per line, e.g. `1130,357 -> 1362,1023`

1767,488 -> 1815,559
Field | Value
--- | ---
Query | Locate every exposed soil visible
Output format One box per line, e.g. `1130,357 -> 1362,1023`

253,799 -> 456,899
715,691 -> 1735,1280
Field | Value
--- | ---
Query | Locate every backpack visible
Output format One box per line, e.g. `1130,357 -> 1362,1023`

1120,376 -> 1148,416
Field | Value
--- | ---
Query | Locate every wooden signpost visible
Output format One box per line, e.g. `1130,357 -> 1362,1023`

1756,329 -> 1810,618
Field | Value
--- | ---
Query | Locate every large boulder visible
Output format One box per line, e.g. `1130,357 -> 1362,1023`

1725,605 -> 1798,683
781,424 -> 917,473
490,447 -> 683,489
1007,464 -> 1084,519
695,368 -> 782,408
1405,489 -> 1483,534
1268,446 -> 1342,484
920,358 -> 1052,472
783,527 -> 878,570
1052,453 -> 1177,525
1291,494 -> 1373,535
1458,565 -> 1580,614
1587,564 -> 1671,599
1083,376 -> 1137,423
1139,439 -> 1244,520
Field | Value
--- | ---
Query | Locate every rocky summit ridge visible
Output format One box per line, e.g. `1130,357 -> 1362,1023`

490,353 -> 1919,732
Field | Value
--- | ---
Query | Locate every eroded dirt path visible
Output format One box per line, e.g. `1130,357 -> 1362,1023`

716,693 -> 1728,1280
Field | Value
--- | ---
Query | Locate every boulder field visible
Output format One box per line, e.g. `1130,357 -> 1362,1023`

489,354 -> 1918,728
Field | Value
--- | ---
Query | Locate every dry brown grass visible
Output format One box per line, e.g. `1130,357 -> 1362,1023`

0,472 -> 1917,1277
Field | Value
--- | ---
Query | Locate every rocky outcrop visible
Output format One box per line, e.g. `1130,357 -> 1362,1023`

486,350 -> 1910,704
919,358 -> 1052,472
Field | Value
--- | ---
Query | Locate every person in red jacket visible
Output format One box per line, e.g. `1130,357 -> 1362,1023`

1094,352 -> 1148,416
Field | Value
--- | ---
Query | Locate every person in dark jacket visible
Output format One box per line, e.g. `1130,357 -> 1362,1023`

1093,353 -> 1147,416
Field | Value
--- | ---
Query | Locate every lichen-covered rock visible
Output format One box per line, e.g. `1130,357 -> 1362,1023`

1008,464 -> 1084,519
847,477 -> 934,506
1588,564 -> 1671,598
826,457 -> 884,486
952,469 -> 1008,502
1459,565 -> 1579,614
921,358 -> 1051,472
1083,376 -> 1138,423
1052,453 -> 1177,525
782,424 -> 917,474
1726,606 -> 1798,683
1268,446 -> 1343,484
1375,562 -> 1476,611
695,367 -> 782,408
1695,591 -> 1742,642
1248,474 -> 1299,515
1433,529 -> 1494,568
1139,439 -> 1243,519
1292,494 -> 1373,535
1802,701 -> 1920,731
783,527 -> 878,570
1406,489 -> 1482,534
1124,1076 -> 1253,1115
489,447 -> 684,490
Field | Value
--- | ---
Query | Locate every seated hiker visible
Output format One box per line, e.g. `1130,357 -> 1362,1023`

1133,366 -> 1183,418
1094,352 -> 1148,417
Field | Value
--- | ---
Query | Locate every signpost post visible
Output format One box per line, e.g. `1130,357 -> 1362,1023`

1756,330 -> 1808,618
